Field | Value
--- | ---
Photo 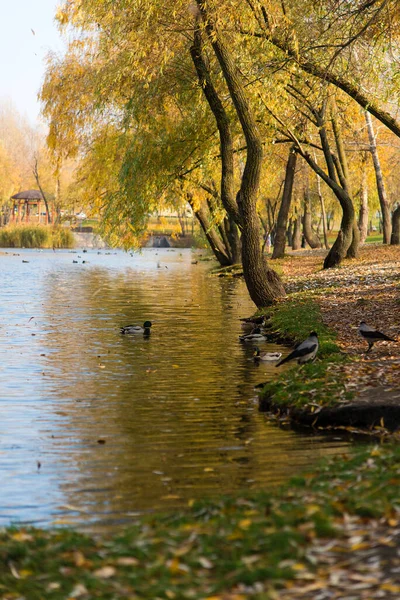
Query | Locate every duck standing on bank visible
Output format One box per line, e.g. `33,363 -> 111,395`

276,332 -> 319,367
120,321 -> 152,335
358,321 -> 396,353
240,316 -> 266,332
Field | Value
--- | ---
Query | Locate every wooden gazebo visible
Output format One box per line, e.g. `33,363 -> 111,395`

10,190 -> 50,224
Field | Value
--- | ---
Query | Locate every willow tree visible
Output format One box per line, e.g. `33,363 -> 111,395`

42,0 -> 285,305
241,0 -> 400,244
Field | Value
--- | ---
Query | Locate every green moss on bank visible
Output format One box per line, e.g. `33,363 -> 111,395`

1,444 -> 400,598
259,296 -> 352,410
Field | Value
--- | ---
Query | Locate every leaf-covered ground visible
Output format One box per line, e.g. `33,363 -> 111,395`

1,444 -> 400,599
264,245 -> 399,419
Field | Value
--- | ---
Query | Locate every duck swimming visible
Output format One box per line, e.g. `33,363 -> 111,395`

253,347 -> 282,362
120,321 -> 152,335
239,327 -> 267,342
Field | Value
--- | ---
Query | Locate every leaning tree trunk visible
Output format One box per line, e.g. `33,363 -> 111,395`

365,111 -> 392,243
323,194 -> 355,268
192,200 -> 232,266
359,154 -> 369,243
272,146 -> 297,259
193,4 -> 285,305
391,205 -> 400,245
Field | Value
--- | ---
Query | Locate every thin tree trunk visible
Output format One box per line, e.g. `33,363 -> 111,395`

391,205 -> 400,245
313,152 -> 329,249
302,170 -> 322,249
33,156 -> 52,224
359,153 -> 369,243
192,199 -> 231,266
331,99 -> 359,259
365,111 -> 392,243
292,213 -> 302,249
272,146 -> 297,259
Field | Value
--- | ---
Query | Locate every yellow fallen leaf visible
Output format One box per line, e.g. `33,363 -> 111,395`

167,558 -> 190,575
305,504 -> 320,516
380,584 -> 400,593
73,551 -> 86,567
292,563 -> 306,571
204,467 -> 214,472
238,518 -> 252,529
18,569 -> 33,579
172,364 -> 180,368
227,531 -> 244,540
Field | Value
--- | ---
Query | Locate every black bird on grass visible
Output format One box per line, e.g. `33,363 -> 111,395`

276,332 -> 319,367
358,321 -> 395,353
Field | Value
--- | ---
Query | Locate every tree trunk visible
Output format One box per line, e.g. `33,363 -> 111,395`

292,214 -> 302,249
225,217 -> 241,263
33,156 -> 52,224
193,5 -> 285,305
391,205 -> 400,245
302,194 -> 322,249
346,220 -> 360,259
313,151 -> 329,249
192,200 -> 232,266
365,111 -> 392,243
286,218 -> 293,247
359,153 -> 369,243
272,146 -> 297,259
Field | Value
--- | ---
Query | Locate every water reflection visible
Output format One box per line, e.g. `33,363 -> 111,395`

0,248 -> 351,533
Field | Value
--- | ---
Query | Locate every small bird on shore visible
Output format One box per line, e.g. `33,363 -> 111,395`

276,332 -> 319,367
239,327 -> 267,342
253,347 -> 282,362
358,321 -> 395,353
120,321 -> 152,335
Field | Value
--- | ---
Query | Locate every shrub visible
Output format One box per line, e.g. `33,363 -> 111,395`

0,225 -> 75,249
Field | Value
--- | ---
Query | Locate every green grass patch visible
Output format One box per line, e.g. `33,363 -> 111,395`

0,225 -> 75,249
258,296 -> 351,410
1,443 -> 399,598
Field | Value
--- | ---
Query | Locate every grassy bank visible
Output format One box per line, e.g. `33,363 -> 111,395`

259,296 -> 352,411
1,443 -> 400,598
0,225 -> 75,249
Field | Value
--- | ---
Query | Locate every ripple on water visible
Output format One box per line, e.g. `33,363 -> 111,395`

0,248 -> 351,532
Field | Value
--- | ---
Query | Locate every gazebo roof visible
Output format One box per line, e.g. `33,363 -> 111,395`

11,189 -> 44,200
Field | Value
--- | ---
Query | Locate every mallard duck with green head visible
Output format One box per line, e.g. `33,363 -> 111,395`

120,321 -> 152,335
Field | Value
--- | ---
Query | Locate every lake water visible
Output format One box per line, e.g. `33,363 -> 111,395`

0,248 -> 351,533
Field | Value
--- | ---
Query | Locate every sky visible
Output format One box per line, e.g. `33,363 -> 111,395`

0,0 -> 65,125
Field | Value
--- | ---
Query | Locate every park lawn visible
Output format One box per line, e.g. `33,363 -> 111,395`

1,442 -> 400,599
